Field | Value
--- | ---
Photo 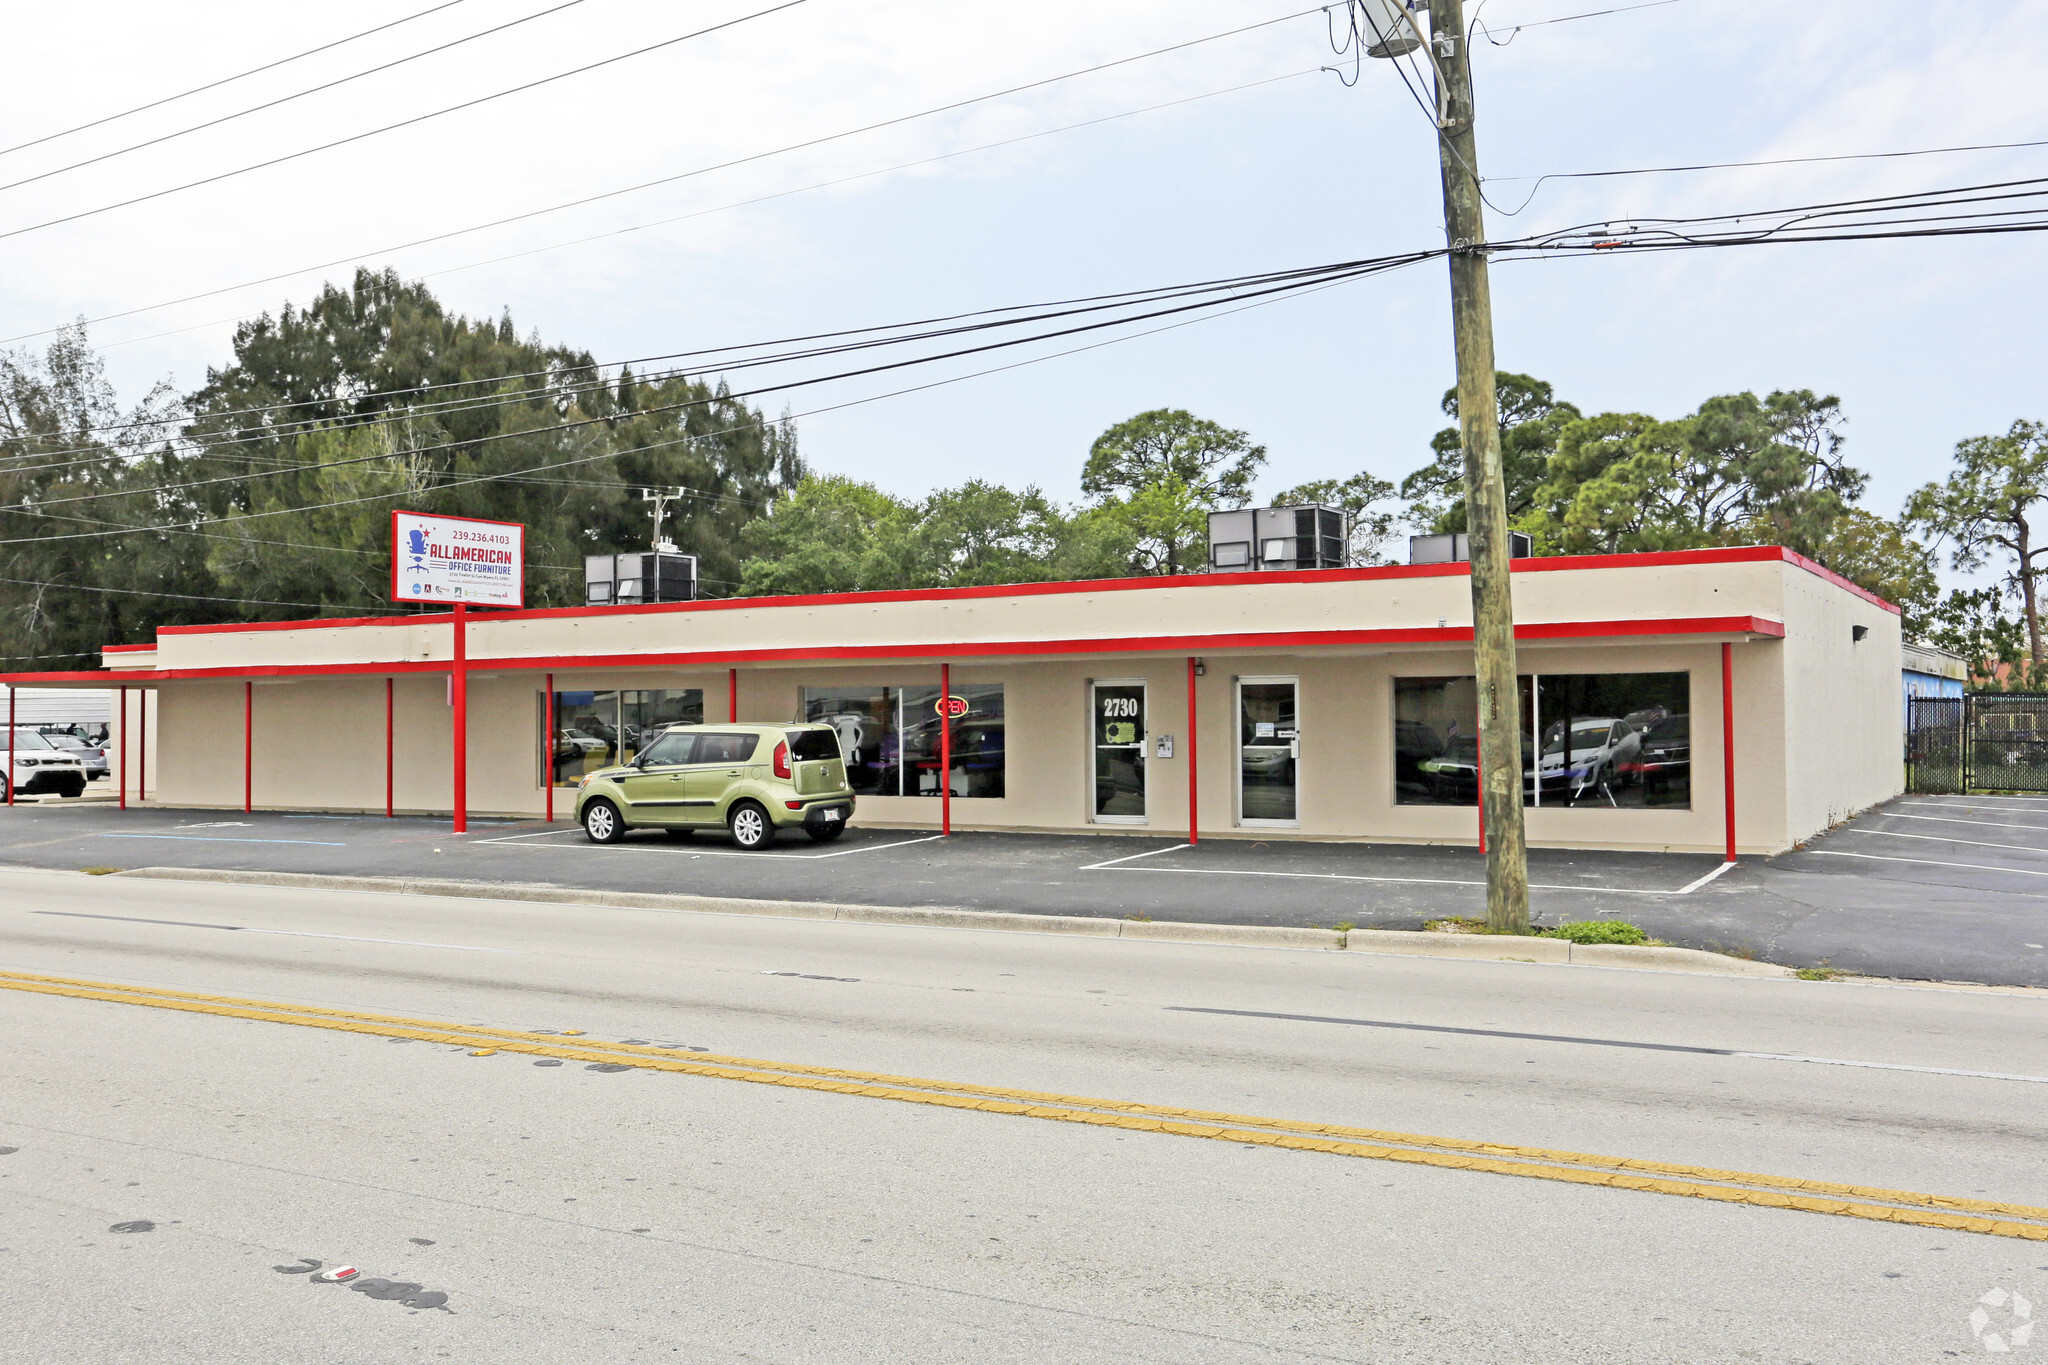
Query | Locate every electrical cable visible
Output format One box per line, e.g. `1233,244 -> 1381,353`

1472,0 -> 1685,47
4,250 -> 1372,465
0,248 -> 1433,547
0,7 -> 1329,348
3,252 -> 1426,511
0,0 -> 815,243
0,573 -> 384,612
0,0 -> 593,197
0,0 -> 474,160
88,67 -> 1324,361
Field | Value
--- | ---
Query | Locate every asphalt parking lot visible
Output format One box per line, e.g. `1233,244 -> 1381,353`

2,793 -> 2044,986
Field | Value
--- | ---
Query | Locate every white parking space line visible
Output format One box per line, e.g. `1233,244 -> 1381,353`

1879,812 -> 2048,833
1803,849 -> 2048,878
1078,843 -> 1193,870
478,833 -> 946,861
472,827 -> 585,844
94,833 -> 349,847
1674,860 -> 1738,894
1902,798 -> 2048,812
1844,828 -> 2048,856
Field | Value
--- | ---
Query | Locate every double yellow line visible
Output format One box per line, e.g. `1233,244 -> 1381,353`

5,965 -> 2045,1242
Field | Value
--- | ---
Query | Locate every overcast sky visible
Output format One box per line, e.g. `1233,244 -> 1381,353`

3,0 -> 2043,580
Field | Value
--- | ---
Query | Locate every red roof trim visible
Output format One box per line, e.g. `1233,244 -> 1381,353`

2,615 -> 1783,686
101,643 -> 156,653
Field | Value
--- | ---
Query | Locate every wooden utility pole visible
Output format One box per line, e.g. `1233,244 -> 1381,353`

1425,0 -> 1529,931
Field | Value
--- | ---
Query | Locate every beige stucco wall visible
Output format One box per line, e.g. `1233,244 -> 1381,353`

108,554 -> 1903,853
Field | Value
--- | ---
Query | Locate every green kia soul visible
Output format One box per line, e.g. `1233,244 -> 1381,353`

575,723 -> 855,849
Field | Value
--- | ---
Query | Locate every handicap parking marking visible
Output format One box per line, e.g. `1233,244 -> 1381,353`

1842,827 -> 2048,857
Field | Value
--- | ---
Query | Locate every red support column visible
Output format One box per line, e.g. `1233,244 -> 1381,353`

543,672 -> 555,823
1186,657 -> 1199,845
728,667 -> 737,723
939,663 -> 952,837
119,686 -> 129,810
242,681 -> 252,813
1721,641 -> 1737,862
452,604 -> 468,835
138,691 -> 147,803
6,685 -> 15,807
385,678 -> 395,819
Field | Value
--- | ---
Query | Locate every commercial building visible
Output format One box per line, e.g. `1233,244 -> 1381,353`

0,545 -> 1903,855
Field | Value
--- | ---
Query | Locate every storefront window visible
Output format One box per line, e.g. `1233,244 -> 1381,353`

1394,673 -> 1690,809
549,689 -> 702,784
801,684 -> 1005,798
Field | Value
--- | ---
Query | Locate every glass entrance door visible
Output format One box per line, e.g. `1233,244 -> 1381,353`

1091,681 -> 1147,823
1238,677 -> 1298,826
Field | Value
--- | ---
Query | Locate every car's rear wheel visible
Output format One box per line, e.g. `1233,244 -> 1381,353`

582,799 -> 626,844
728,801 -> 776,850
807,822 -> 847,843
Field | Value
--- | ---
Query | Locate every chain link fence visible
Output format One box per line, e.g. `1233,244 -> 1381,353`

1908,694 -> 2048,794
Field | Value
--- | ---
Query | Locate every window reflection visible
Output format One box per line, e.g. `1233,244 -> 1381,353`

802,684 -> 1005,798
549,689 -> 703,784
1395,673 -> 1690,809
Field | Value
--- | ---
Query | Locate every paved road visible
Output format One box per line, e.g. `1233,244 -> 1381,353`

4,794 -> 2047,983
2,868 -> 2046,1362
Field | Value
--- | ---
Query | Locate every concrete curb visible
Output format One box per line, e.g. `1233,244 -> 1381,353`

108,865 -> 1790,976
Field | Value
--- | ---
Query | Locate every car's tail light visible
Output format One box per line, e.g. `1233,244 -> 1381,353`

773,740 -> 791,780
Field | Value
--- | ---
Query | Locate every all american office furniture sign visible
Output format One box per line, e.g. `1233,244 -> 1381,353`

390,511 -> 526,608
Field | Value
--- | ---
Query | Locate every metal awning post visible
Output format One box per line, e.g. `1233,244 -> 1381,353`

1722,642 -> 1737,862
543,672 -> 555,823
452,604 -> 468,835
939,663 -> 952,836
1186,657 -> 1199,845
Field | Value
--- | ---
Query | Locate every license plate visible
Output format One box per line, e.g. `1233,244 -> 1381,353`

822,808 -> 842,821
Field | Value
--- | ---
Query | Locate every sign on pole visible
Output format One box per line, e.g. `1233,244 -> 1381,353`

390,511 -> 525,608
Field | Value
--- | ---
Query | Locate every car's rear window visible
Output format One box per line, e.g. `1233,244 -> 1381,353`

787,729 -> 841,762
693,733 -> 760,765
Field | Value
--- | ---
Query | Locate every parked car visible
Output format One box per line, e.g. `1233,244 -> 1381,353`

1619,713 -> 1690,798
42,732 -> 109,779
1394,719 -> 1444,793
1419,734 -> 1536,803
576,723 -> 854,849
4,728 -> 88,800
1530,717 -> 1642,804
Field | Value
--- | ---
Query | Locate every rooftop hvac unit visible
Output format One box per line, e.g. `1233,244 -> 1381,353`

585,551 -> 698,605
1408,532 -> 1533,565
1207,505 -> 1346,572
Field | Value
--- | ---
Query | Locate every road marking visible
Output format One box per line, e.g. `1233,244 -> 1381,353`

25,910 -> 518,953
1078,843 -> 1192,870
1675,860 -> 1738,894
1843,828 -> 2048,856
1902,798 -> 2048,812
94,834 -> 348,847
475,831 -> 945,860
1169,1007 -> 2048,1083
1881,812 -> 2048,833
2,966 -> 2043,1242
1802,849 -> 2048,878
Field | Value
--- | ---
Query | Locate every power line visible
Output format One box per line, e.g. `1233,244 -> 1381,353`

0,0 -> 593,197
0,0 -> 474,160
0,573 -> 382,612
3,251 -> 1369,468
0,0 -> 814,244
1473,0 -> 1686,46
0,7 -> 1328,348
0,249 -> 1433,547
1,255 -> 1422,511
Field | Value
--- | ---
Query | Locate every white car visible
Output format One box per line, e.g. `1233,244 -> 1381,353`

1529,717 -> 1643,804
5,728 -> 89,800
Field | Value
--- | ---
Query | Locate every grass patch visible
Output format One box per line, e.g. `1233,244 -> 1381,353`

1796,966 -> 1841,982
1121,912 -> 1152,922
1331,921 -> 1357,933
1541,920 -> 1649,946
79,866 -> 122,876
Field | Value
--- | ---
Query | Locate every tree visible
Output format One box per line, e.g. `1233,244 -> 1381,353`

1080,409 -> 1264,574
1807,508 -> 1938,639
1524,389 -> 1864,558
1269,472 -> 1402,565
1401,373 -> 1580,532
735,476 -> 909,596
1903,420 -> 2048,664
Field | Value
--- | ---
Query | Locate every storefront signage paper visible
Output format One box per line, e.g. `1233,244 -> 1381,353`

390,511 -> 525,607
